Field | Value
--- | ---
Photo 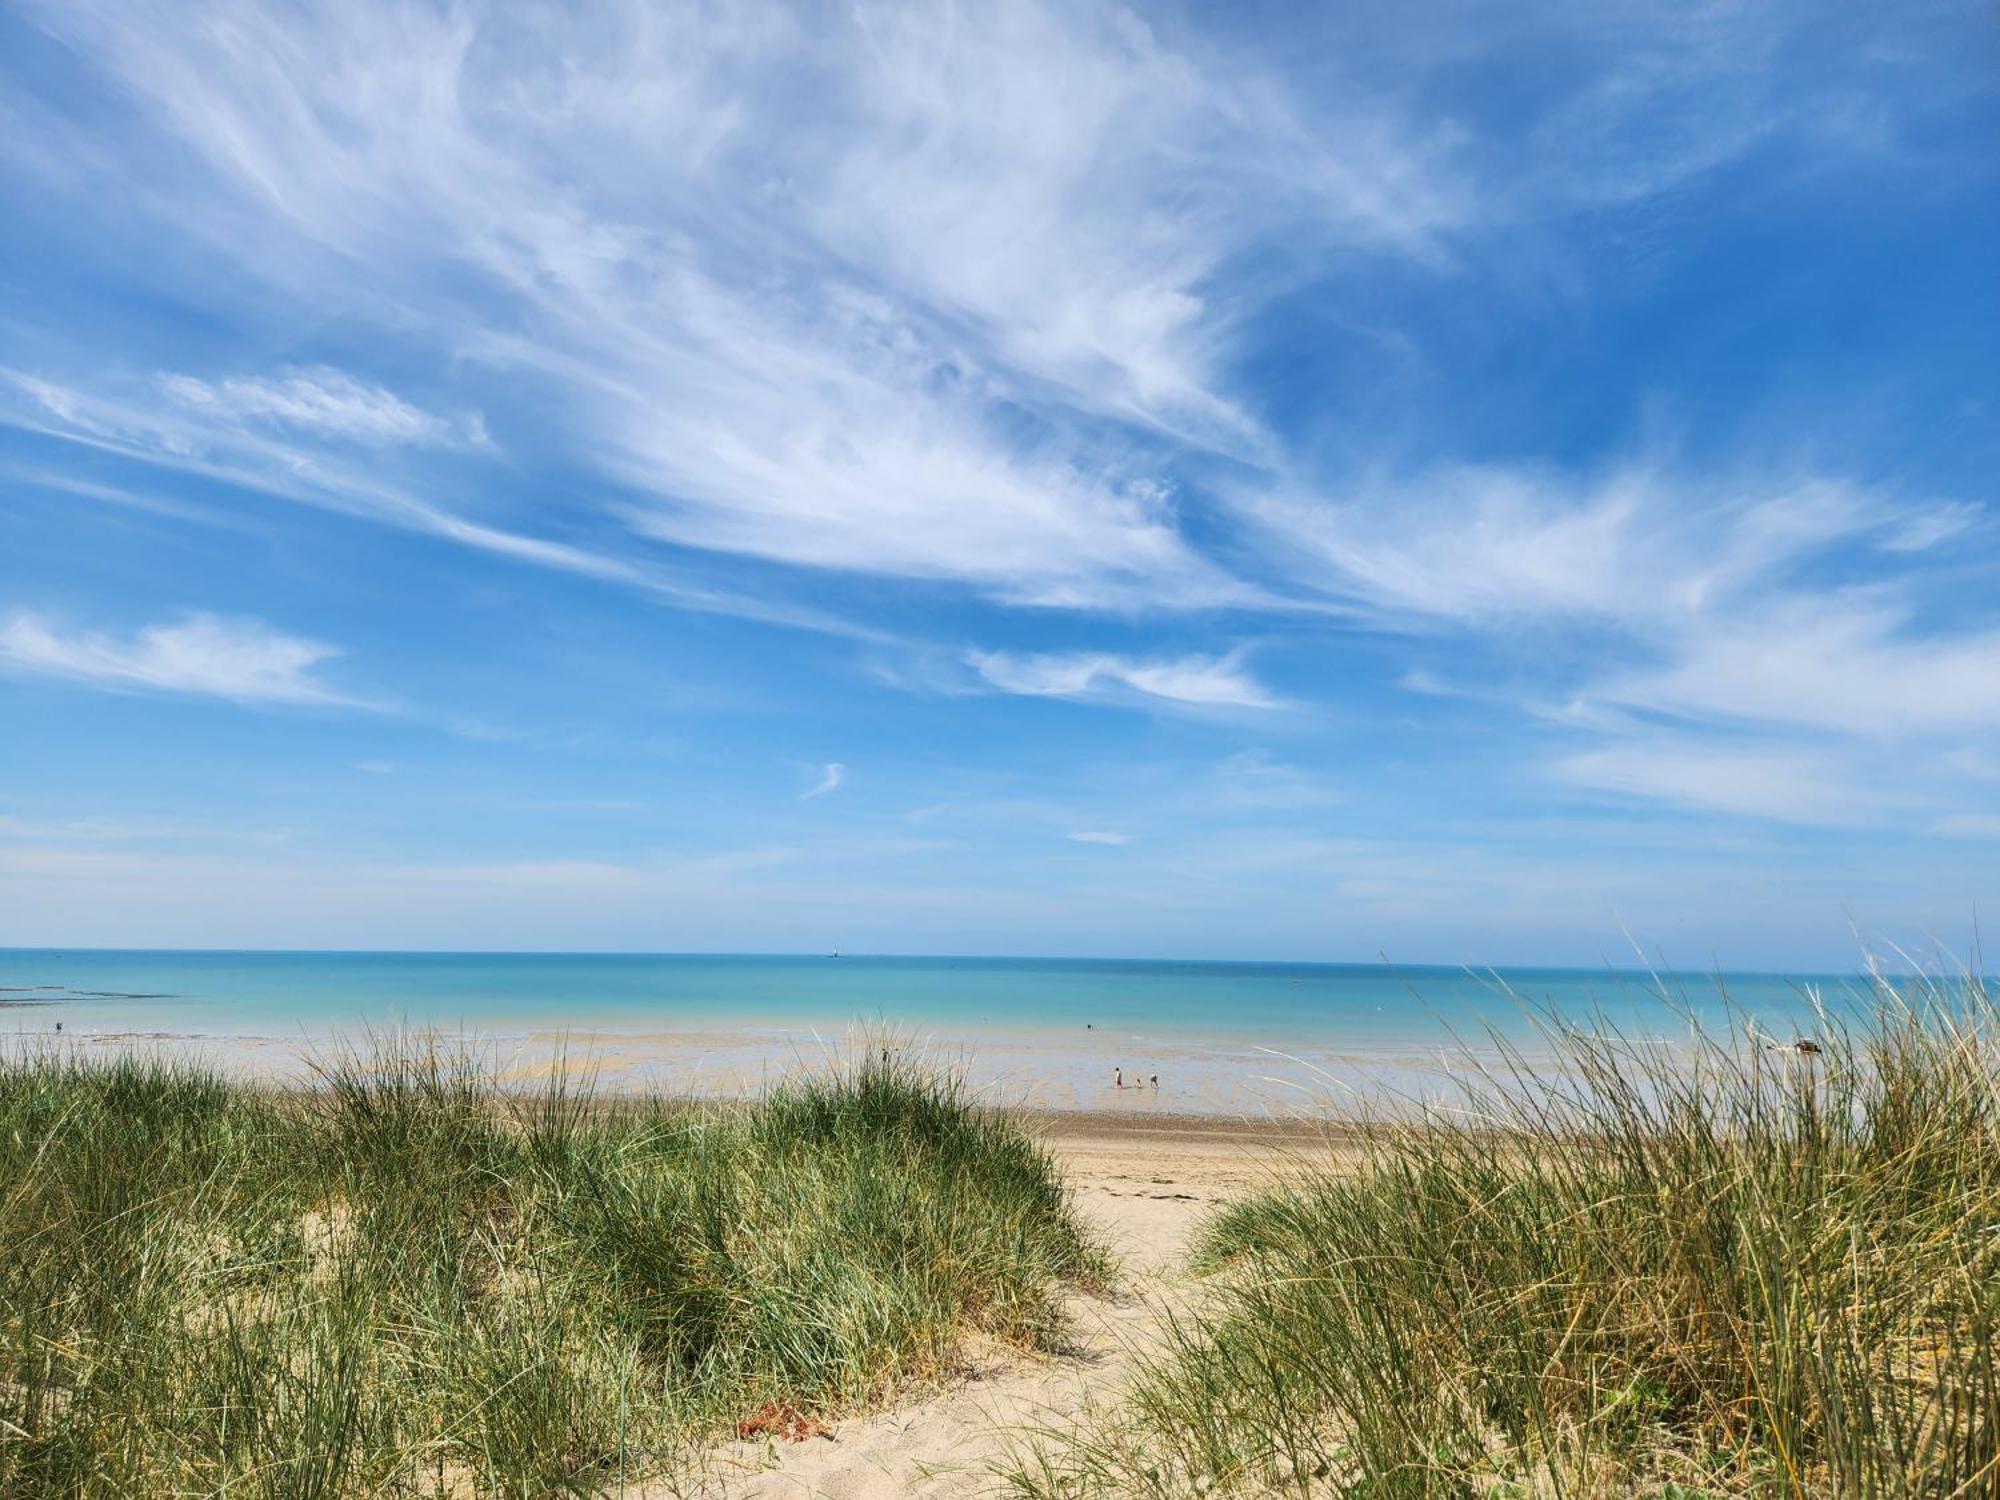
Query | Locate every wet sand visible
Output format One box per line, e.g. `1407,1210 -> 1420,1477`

7,1017 -> 1473,1122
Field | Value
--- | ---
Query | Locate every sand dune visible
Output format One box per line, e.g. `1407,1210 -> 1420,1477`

689,1116 -> 1335,1499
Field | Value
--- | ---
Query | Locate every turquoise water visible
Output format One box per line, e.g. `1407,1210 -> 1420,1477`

1,949 -> 1839,1053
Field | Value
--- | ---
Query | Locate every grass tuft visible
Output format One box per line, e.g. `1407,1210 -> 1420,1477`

1016,970 -> 2000,1498
0,1041 -> 1104,1496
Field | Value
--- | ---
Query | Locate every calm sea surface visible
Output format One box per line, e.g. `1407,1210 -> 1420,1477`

0,949 -> 1846,1053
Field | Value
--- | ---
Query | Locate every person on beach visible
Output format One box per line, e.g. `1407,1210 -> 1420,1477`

1149,1074 -> 1157,1089
1113,1067 -> 1123,1089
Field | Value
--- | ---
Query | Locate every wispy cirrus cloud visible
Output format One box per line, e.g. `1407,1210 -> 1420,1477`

1596,598 -> 2000,739
10,0 -> 1951,632
801,763 -> 846,799
0,370 -> 881,641
1554,741 -> 1880,827
6,0 -> 1461,610
1243,458 -> 1995,824
968,647 -> 1280,711
160,367 -> 484,449
0,610 -> 368,708
1241,464 -> 1946,632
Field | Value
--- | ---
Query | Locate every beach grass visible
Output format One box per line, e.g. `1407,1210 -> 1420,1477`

1013,970 -> 2000,1498
0,1041 -> 1106,1496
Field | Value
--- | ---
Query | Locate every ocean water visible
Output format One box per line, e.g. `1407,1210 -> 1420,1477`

0,948 -> 1843,1050
0,949 -> 1879,1112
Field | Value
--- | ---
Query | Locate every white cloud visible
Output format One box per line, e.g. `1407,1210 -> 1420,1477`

1243,463 -> 1998,745
1514,6 -> 1791,209
1878,501 -> 1983,553
14,1 -> 1923,627
0,371 -> 878,641
1555,742 -> 1879,826
802,762 -> 846,799
1242,465 -> 1887,630
12,0 -> 1462,610
1243,458 -> 1999,822
5,0 -> 1986,861
1600,598 -> 2000,738
160,367 -> 482,448
2,464 -> 231,527
1067,830 -> 1132,845
0,610 -> 365,707
968,647 -> 1279,710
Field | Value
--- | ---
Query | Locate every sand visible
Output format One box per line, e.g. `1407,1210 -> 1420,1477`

17,1020 -> 1470,1122
682,1111 -> 1345,1500
6,1022 -> 1351,1495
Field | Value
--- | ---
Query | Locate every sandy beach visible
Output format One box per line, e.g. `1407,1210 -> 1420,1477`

6,993 -> 1993,1496
694,1110 -> 1341,1499
8,1018 -> 1488,1127
2,1018 -> 1356,1493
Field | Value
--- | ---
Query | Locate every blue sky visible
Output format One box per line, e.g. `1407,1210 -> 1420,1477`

1,0 -> 1995,966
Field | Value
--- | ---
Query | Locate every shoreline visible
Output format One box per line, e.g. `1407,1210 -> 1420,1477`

7,1025 -> 1440,1121
2,1020 -> 1498,1121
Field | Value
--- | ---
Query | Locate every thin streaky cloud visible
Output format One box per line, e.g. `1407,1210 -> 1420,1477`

7,0 -> 1444,610
1,465 -> 235,527
1555,742 -> 1880,828
160,367 -> 484,449
968,648 -> 1280,711
0,370 -> 893,645
0,610 -> 370,709
1595,600 -> 2000,739
802,763 -> 847,799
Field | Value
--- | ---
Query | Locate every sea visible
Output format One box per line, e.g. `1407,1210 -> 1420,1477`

0,949 -> 1874,1114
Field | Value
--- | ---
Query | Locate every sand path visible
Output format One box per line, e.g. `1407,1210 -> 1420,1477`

689,1117 -> 1318,1500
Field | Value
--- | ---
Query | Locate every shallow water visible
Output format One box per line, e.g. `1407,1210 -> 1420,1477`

0,949 -> 1852,1114
0,948 -> 1840,1041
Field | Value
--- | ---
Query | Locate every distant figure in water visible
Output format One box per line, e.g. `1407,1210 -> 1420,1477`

54,1022 -> 61,1033
1113,1068 -> 1123,1089
1149,1074 -> 1158,1089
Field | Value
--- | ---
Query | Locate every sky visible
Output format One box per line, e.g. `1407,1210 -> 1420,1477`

1,0 -> 1996,967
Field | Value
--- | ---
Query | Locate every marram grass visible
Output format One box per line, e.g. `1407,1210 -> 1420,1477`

1014,971 -> 2000,1499
0,1042 -> 1106,1496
